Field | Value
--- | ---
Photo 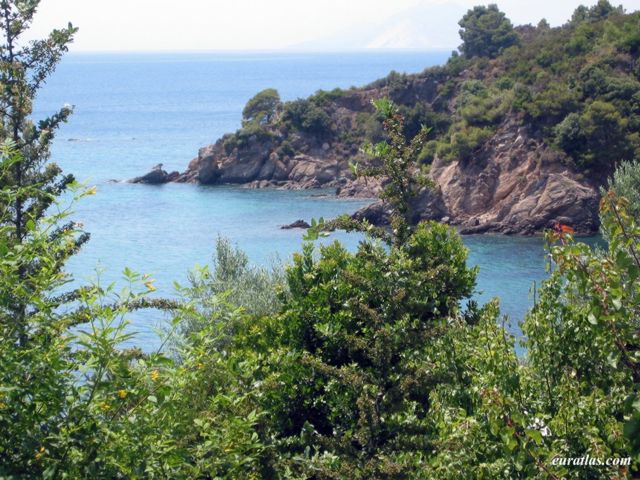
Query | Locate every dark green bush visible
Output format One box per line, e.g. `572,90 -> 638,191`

282,99 -> 332,135
446,124 -> 494,161
556,100 -> 634,169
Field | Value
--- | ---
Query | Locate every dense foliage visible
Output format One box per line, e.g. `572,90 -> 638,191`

436,0 -> 640,173
1,1 -> 639,478
604,159 -> 640,220
458,4 -> 519,59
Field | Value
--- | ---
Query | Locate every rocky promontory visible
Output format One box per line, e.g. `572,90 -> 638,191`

133,12 -> 640,235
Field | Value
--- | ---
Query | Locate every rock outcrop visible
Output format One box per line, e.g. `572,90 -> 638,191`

281,220 -> 311,229
426,122 -> 600,234
131,167 -> 179,185
137,54 -> 607,235
353,121 -> 599,235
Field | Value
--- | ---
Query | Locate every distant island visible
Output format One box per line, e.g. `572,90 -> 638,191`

135,3 -> 639,235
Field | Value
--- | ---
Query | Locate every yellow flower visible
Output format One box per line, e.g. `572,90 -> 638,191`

117,389 -> 127,399
35,446 -> 45,460
144,281 -> 156,292
99,401 -> 111,411
150,370 -> 160,382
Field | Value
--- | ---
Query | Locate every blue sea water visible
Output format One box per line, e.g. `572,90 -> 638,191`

34,51 -> 560,348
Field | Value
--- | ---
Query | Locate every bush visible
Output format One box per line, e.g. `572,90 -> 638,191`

559,100 -> 633,169
236,122 -> 274,147
457,82 -> 511,127
279,139 -> 296,157
399,102 -> 451,139
282,98 -> 332,135
428,193 -> 640,478
446,124 -> 494,161
603,160 -> 640,220
524,83 -> 580,125
309,87 -> 345,106
356,111 -> 384,142
266,223 -> 478,477
179,236 -> 285,337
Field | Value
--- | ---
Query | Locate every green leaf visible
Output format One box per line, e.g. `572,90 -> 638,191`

525,428 -> 544,446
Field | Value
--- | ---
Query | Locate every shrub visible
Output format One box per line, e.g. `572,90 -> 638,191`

266,223 -> 478,477
279,139 -> 296,157
428,193 -> 640,478
400,103 -> 451,139
603,160 -> 640,220
179,236 -> 285,337
447,124 -> 494,161
525,83 -> 580,125
283,99 -> 332,135
310,87 -> 345,106
356,111 -> 384,142
236,122 -> 274,147
458,83 -> 512,127
573,101 -> 632,168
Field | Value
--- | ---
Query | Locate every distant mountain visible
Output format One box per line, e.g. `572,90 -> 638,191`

290,1 -> 468,51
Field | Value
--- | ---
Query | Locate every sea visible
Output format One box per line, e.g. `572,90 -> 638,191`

33,51 -> 567,349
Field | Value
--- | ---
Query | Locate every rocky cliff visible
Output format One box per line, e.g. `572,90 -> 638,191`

135,8 -> 640,235
151,77 -> 601,234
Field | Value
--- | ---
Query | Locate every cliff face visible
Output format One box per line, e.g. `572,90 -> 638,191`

167,80 -> 600,234
352,120 -> 600,234
428,121 -> 600,234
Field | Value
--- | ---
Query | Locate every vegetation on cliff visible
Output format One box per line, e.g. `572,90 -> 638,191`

1,1 -> 639,478
174,0 -> 640,233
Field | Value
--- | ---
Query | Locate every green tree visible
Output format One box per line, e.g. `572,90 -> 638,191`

603,160 -> 640,220
556,101 -> 634,169
570,0 -> 623,25
458,4 -> 519,59
242,88 -> 281,127
335,98 -> 433,247
0,0 -> 81,344
263,100 -> 480,478
428,192 -> 640,479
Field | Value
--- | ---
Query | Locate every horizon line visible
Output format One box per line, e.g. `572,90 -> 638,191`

65,47 -> 456,55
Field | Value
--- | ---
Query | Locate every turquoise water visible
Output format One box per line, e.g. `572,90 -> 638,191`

34,51 -> 560,348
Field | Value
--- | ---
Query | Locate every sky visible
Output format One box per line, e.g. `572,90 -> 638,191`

24,0 -> 640,52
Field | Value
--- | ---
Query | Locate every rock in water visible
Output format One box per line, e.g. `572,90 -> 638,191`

281,220 -> 311,229
130,168 -> 179,185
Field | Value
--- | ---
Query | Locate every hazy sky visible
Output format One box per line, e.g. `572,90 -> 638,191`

25,0 -> 640,52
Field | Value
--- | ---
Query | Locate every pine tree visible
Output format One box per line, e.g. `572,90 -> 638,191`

0,0 -> 82,344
